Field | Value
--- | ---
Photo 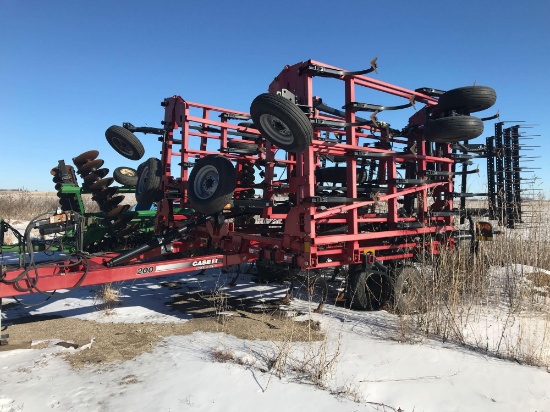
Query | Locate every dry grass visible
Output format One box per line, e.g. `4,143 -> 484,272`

526,272 -> 550,288
0,190 -> 99,221
0,190 -> 60,221
203,272 -> 341,389
211,347 -> 235,363
210,318 -> 342,390
94,283 -> 122,312
394,198 -> 550,369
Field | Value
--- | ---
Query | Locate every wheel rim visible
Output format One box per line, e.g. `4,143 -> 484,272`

259,114 -> 294,145
112,136 -> 135,157
119,168 -> 136,177
193,165 -> 219,200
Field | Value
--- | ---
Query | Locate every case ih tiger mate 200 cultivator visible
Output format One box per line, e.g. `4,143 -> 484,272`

1,58 -> 533,343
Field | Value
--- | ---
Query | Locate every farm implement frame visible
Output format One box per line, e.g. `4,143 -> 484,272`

1,58 -> 535,343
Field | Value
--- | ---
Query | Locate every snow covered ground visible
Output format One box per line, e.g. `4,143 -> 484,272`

1,255 -> 550,412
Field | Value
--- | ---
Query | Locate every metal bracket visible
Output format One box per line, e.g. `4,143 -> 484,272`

313,98 -> 371,123
395,179 -> 433,185
345,99 -> 415,113
429,211 -> 461,216
310,118 -> 373,128
414,87 -> 446,97
302,57 -> 379,78
277,89 -> 297,104
306,196 -> 375,204
0,220 -> 25,247
123,122 -> 165,135
220,113 -> 251,121
452,143 -> 486,152
446,153 -> 474,161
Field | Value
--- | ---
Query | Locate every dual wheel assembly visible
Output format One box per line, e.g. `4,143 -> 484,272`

104,125 -> 162,206
104,124 -> 239,214
250,86 -> 497,149
347,263 -> 426,314
187,93 -> 314,214
425,86 -> 497,142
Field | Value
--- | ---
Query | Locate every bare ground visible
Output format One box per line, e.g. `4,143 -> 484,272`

2,290 -> 322,369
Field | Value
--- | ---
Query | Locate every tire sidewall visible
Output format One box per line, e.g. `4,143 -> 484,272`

250,93 -> 312,152
438,86 -> 496,113
392,265 -> 425,314
114,167 -> 138,187
136,158 -> 162,204
105,126 -> 145,161
188,155 -> 236,214
424,115 -> 484,142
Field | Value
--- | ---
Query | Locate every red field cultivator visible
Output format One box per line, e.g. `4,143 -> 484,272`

3,58 -> 529,338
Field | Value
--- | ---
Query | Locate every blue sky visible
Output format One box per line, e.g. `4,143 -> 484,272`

1,0 -> 548,193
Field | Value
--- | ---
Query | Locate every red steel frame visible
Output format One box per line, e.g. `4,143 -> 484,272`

0,59 -> 459,298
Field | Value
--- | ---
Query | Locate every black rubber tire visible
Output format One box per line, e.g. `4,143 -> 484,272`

315,167 -> 368,184
105,125 -> 145,161
424,116 -> 484,143
347,264 -> 390,311
137,160 -> 147,177
250,93 -> 313,152
437,86 -> 496,113
188,155 -> 236,214
392,265 -> 426,314
227,140 -> 260,155
136,158 -> 163,204
113,166 -> 138,187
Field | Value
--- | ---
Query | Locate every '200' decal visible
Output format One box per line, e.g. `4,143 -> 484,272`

137,266 -> 154,275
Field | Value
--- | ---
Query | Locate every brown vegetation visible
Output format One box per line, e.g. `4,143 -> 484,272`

394,198 -> 550,369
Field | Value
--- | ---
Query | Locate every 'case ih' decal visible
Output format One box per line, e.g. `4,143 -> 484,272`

154,258 -> 221,273
192,258 -> 220,267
